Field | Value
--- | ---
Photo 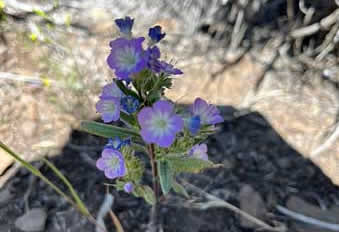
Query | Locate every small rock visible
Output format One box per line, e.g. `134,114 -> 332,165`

239,184 -> 267,228
277,157 -> 291,169
0,187 -> 13,206
15,208 -> 47,232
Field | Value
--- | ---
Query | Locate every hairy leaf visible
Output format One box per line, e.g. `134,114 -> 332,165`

158,160 -> 173,195
80,120 -> 142,142
172,180 -> 189,198
166,155 -> 215,173
136,185 -> 156,205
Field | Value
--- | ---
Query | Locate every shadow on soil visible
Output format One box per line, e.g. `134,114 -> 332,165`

1,106 -> 338,232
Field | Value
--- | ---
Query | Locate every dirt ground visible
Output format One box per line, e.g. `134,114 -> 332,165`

1,109 -> 338,232
1,1 -> 339,231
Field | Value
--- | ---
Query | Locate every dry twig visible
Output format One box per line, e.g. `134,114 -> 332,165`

276,205 -> 339,231
182,180 -> 286,232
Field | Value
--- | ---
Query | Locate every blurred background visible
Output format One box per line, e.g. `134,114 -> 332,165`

0,0 -> 339,231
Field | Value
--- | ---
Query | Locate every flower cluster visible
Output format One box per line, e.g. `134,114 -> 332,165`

92,17 -> 224,199
106,16 -> 183,82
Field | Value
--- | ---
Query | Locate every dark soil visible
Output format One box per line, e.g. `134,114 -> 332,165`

1,107 -> 338,232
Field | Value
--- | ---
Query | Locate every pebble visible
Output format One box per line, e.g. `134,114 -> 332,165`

15,208 -> 47,232
239,184 -> 267,229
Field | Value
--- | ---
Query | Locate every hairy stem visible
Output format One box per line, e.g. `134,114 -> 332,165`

147,144 -> 161,232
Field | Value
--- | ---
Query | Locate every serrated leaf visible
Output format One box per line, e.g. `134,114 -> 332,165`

166,155 -> 215,173
80,120 -> 142,142
172,180 -> 189,198
158,160 -> 172,195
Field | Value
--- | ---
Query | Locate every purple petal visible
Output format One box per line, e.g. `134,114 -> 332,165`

102,148 -> 115,158
169,115 -> 184,133
96,97 -> 120,123
189,144 -> 208,161
153,100 -> 173,114
140,128 -> 156,144
104,169 -> 119,179
190,98 -> 224,125
124,182 -> 134,193
156,133 -> 176,148
107,37 -> 148,80
96,157 -> 108,171
100,82 -> 123,99
191,98 -> 208,114
137,107 -> 153,128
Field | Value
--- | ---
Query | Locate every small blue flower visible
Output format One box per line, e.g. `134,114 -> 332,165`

121,95 -> 140,114
96,148 -> 126,179
190,98 -> 224,125
96,97 -> 121,123
187,115 -> 201,135
124,182 -> 134,193
115,16 -> 134,37
138,100 -> 184,148
106,137 -> 131,150
106,137 -> 123,150
188,144 -> 208,161
107,37 -> 148,81
148,26 -> 166,43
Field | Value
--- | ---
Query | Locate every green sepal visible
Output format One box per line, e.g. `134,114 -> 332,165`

115,80 -> 141,101
80,120 -> 142,142
172,180 -> 189,198
121,146 -> 144,182
120,111 -> 137,128
158,160 -> 173,195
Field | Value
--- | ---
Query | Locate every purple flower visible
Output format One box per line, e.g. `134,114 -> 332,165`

96,82 -> 124,123
124,182 -> 134,193
138,100 -> 184,148
148,25 -> 166,43
96,97 -> 121,123
187,115 -> 201,135
115,16 -> 134,37
188,144 -> 208,161
96,148 -> 126,179
190,98 -> 223,125
159,61 -> 183,75
121,95 -> 139,114
107,37 -> 148,81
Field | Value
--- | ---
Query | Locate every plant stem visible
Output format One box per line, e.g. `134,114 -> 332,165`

147,144 -> 161,232
148,144 -> 159,201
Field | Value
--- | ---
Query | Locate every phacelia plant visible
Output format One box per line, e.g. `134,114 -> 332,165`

81,16 -> 224,206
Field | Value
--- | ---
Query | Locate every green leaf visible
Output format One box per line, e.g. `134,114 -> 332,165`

166,155 -> 215,174
80,120 -> 142,142
172,180 -> 189,198
158,160 -> 172,195
136,185 -> 156,205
